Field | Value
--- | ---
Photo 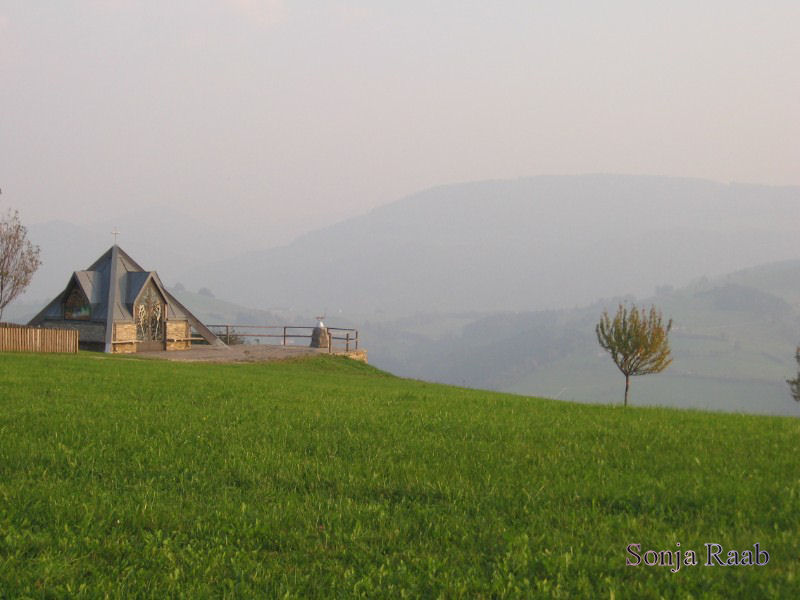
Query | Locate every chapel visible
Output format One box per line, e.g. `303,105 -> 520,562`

28,245 -> 223,353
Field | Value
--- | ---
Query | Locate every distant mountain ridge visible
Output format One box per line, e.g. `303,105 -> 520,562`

188,174 -> 800,315
20,175 -> 800,317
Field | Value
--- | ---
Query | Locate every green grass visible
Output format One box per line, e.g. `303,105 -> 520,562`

1,352 -> 799,598
504,327 -> 800,416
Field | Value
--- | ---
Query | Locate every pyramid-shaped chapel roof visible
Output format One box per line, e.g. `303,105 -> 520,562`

28,245 -> 224,352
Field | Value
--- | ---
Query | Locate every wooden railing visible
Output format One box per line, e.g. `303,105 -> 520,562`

206,325 -> 359,353
0,324 -> 79,354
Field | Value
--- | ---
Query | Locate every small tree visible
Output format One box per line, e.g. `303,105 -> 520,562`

786,348 -> 800,402
596,304 -> 672,407
0,209 -> 42,321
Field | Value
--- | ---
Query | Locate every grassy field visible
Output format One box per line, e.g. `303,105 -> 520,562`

1,352 -> 799,598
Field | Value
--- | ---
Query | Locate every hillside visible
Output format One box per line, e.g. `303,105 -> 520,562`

189,175 -> 800,315
11,256 -> 799,417
164,261 -> 800,417
364,263 -> 800,416
16,173 -> 800,324
1,352 -> 798,596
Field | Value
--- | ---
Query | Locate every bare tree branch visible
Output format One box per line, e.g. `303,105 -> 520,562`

0,209 -> 42,321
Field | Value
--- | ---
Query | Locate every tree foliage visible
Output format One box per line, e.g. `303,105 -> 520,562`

596,304 -> 672,406
0,209 -> 42,321
786,348 -> 800,403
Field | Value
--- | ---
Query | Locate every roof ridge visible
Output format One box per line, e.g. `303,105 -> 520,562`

103,245 -> 121,352
113,245 -> 147,272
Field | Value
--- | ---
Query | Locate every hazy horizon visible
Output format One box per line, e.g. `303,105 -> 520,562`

2,1 -> 799,246
12,174 -> 800,315
5,3 -> 800,418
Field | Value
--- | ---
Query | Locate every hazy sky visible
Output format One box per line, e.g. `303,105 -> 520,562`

2,1 -> 798,244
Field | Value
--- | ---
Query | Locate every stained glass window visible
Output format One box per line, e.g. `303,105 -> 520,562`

135,282 -> 164,342
64,287 -> 91,320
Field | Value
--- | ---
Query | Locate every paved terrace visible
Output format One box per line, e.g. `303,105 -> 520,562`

136,344 -> 367,363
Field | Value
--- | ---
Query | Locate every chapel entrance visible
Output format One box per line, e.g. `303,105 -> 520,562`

135,282 -> 166,351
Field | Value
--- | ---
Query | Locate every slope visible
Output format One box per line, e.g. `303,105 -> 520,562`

364,263 -> 800,416
1,352 -> 798,597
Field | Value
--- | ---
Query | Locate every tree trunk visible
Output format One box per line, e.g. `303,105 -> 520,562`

624,375 -> 630,407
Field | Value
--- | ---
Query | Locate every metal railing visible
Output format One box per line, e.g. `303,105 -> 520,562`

205,324 -> 359,353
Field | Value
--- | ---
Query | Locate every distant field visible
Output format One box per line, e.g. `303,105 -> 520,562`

1,353 -> 799,597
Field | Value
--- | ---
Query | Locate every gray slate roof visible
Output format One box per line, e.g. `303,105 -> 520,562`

29,245 -> 224,351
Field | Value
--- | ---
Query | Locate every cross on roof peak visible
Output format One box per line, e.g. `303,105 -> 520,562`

111,227 -> 120,244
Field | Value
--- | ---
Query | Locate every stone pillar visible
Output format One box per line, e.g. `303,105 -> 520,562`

310,319 -> 330,348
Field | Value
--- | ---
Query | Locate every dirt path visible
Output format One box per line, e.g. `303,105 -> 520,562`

136,344 -> 330,363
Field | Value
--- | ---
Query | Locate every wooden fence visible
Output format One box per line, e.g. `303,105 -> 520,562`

0,324 -> 79,354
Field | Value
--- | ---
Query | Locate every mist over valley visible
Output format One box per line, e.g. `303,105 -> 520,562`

13,174 -> 800,416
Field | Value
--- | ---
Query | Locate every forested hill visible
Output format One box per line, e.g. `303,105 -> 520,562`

363,260 -> 800,416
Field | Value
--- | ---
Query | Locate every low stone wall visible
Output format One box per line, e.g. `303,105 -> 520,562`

41,320 -> 105,343
337,349 -> 368,363
35,319 -> 195,353
113,322 -> 138,354
166,320 -> 190,351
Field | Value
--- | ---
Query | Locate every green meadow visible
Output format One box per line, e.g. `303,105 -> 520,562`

1,353 -> 798,598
